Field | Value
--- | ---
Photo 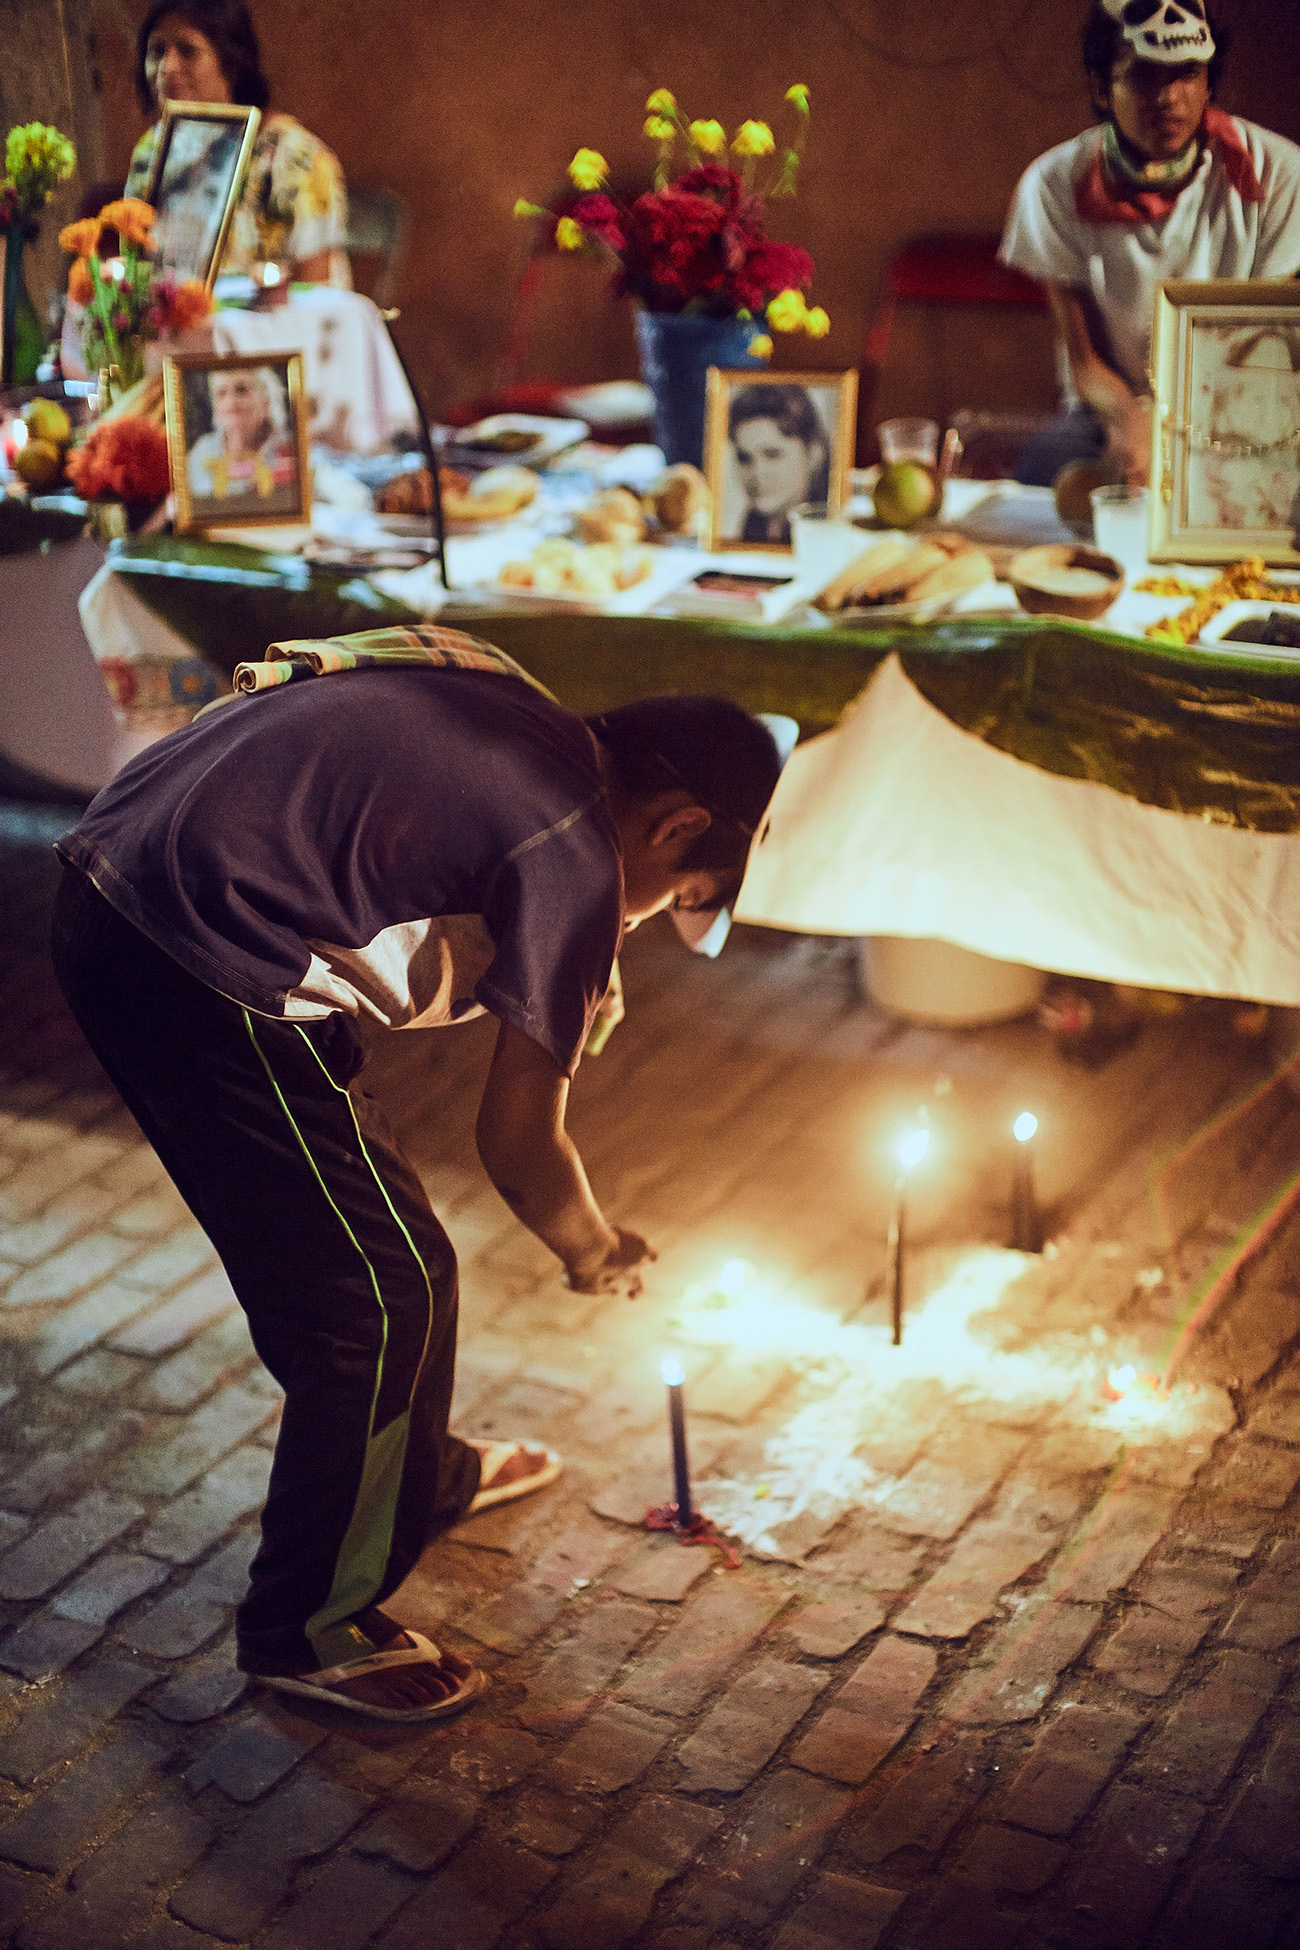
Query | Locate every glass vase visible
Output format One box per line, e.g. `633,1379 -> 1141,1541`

1,232 -> 45,387
634,311 -> 767,469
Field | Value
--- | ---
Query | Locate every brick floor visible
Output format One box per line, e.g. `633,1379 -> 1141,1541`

3,798 -> 1300,1945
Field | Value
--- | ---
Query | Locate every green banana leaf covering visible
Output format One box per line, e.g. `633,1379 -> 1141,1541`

111,536 -> 1300,833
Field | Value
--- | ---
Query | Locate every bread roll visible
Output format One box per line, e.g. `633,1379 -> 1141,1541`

575,486 -> 646,546
646,463 -> 711,537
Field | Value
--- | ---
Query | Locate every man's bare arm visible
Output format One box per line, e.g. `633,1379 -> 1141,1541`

476,1018 -> 654,1293
1046,281 -> 1152,487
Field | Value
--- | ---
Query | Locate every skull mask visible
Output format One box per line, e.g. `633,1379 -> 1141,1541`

1102,0 -> 1215,62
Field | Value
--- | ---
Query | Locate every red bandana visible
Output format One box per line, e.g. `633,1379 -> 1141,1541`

1074,107 -> 1264,225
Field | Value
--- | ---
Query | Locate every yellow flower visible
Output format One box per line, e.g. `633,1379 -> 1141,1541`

644,115 -> 675,142
555,216 -> 585,251
785,84 -> 811,112
514,197 -> 548,219
748,333 -> 773,361
688,119 -> 726,155
766,288 -> 808,332
732,120 -> 775,158
804,305 -> 830,337
645,88 -> 677,114
567,149 -> 608,191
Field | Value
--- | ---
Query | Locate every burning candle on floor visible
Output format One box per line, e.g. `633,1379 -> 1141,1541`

887,1125 -> 930,1345
1011,1111 -> 1043,1254
661,1356 -> 693,1528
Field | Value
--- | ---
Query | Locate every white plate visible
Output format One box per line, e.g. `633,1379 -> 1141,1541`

474,546 -> 703,617
441,414 -> 589,471
1197,597 -> 1300,655
829,593 -> 965,627
377,499 -> 546,540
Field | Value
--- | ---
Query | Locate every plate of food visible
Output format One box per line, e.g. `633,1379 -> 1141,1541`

815,533 -> 995,623
1197,598 -> 1300,657
481,536 -> 702,615
374,463 -> 543,535
441,414 -> 589,472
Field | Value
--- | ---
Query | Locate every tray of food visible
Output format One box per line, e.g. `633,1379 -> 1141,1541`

374,463 -> 542,535
481,536 -> 702,614
440,414 -> 589,471
815,533 -> 995,622
1197,598 -> 1300,657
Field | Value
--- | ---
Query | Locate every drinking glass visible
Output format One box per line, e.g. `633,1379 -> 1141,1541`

1090,484 -> 1150,579
789,503 -> 865,583
877,417 -> 940,467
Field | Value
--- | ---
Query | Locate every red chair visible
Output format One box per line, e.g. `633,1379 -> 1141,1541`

857,232 -> 1049,461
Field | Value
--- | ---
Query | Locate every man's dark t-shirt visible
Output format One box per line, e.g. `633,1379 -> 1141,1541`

57,668 -> 624,1075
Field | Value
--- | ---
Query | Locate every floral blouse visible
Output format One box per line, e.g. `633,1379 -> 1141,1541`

125,111 -> 350,285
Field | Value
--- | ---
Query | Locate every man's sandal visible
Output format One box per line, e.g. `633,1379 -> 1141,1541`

467,1438 -> 563,1514
255,1631 -> 487,1723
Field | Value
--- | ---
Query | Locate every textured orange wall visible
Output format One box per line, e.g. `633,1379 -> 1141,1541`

88,0 -> 1299,423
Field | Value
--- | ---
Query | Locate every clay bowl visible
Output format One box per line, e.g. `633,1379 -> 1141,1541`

1009,544 -> 1124,621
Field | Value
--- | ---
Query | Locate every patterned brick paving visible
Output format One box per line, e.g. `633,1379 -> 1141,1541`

1,797 -> 1300,1947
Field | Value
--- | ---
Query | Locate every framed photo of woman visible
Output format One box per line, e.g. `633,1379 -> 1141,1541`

1151,280 -> 1300,567
163,350 -> 311,532
145,101 -> 260,290
704,368 -> 858,552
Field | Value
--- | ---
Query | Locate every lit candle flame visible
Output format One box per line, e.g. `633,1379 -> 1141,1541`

718,1259 -> 747,1298
1014,1112 -> 1038,1143
897,1127 -> 930,1173
1108,1362 -> 1137,1395
262,262 -> 282,286
105,257 -> 126,283
661,1356 -> 686,1386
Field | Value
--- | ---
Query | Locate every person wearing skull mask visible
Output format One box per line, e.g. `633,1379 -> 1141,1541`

1001,0 -> 1300,487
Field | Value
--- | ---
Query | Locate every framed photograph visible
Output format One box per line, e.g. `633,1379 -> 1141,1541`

144,100 -> 260,290
704,368 -> 858,552
1150,279 -> 1300,566
163,350 -> 311,532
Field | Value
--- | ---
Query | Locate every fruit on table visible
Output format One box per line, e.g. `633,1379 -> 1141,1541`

872,459 -> 939,529
14,438 -> 64,489
22,398 -> 72,447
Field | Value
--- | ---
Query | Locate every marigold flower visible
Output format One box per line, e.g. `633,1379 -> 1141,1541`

766,287 -> 808,332
645,88 -> 677,114
167,278 -> 212,329
803,304 -> 830,337
748,333 -> 773,361
785,84 -> 811,112
732,120 -> 775,158
59,217 -> 103,258
555,216 -> 585,251
643,116 -> 675,142
99,198 -> 156,246
567,149 -> 608,191
688,119 -> 726,155
66,256 -> 94,305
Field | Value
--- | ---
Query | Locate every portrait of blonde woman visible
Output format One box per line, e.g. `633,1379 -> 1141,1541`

179,359 -> 304,524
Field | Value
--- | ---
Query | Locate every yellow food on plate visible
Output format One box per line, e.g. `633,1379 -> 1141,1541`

1140,557 -> 1300,643
575,486 -> 646,545
815,532 -> 990,612
498,538 -> 654,599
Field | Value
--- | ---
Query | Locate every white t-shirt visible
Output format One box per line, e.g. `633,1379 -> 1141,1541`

1000,118 -> 1300,395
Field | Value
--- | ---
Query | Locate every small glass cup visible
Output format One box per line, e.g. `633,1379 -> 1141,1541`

789,503 -> 865,583
1090,483 -> 1150,579
878,417 -> 940,467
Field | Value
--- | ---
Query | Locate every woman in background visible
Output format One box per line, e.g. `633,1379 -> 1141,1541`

728,384 -> 831,546
126,0 -> 350,287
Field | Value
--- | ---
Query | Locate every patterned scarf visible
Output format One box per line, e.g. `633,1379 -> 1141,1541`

229,623 -> 554,698
1074,106 -> 1264,225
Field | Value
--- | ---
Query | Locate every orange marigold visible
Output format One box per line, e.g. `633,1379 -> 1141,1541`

65,416 -> 171,504
66,257 -> 94,305
58,217 -> 103,258
98,198 -> 155,246
167,279 -> 212,329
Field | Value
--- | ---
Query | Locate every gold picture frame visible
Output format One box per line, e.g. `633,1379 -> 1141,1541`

164,350 -> 311,533
1150,279 -> 1300,567
704,367 -> 858,552
145,100 -> 261,291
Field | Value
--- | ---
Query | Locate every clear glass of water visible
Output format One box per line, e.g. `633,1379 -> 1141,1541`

878,418 -> 941,466
1090,484 -> 1151,579
789,503 -> 865,583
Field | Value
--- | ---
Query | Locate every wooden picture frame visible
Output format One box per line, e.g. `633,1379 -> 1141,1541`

164,349 -> 311,532
1150,279 -> 1300,567
704,367 -> 858,552
145,100 -> 261,290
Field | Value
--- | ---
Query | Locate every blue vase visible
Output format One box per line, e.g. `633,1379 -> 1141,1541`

635,311 -> 765,469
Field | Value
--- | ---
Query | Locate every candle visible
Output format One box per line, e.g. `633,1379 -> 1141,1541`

887,1126 -> 930,1345
661,1356 -> 693,1527
1011,1112 -> 1043,1254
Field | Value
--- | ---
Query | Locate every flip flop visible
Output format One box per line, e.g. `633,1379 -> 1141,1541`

467,1439 -> 563,1514
255,1630 -> 488,1723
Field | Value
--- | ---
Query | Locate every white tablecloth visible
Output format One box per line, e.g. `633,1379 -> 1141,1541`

736,654 -> 1300,1006
63,287 -> 421,455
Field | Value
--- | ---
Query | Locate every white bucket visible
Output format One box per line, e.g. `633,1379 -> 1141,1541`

859,937 -> 1046,1027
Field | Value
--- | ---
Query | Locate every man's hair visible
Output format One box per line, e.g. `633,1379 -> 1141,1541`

1081,2 -> 1228,98
136,0 -> 272,114
587,695 -> 783,903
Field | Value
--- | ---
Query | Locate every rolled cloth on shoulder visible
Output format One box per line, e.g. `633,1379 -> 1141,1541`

227,623 -> 554,698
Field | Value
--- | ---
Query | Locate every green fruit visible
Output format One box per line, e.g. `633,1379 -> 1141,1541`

14,438 -> 63,489
873,460 -> 938,529
22,399 -> 71,447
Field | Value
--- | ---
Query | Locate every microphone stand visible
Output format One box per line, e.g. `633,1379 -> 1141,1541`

378,308 -> 451,591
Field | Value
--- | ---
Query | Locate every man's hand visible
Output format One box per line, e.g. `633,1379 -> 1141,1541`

565,1226 -> 657,1297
